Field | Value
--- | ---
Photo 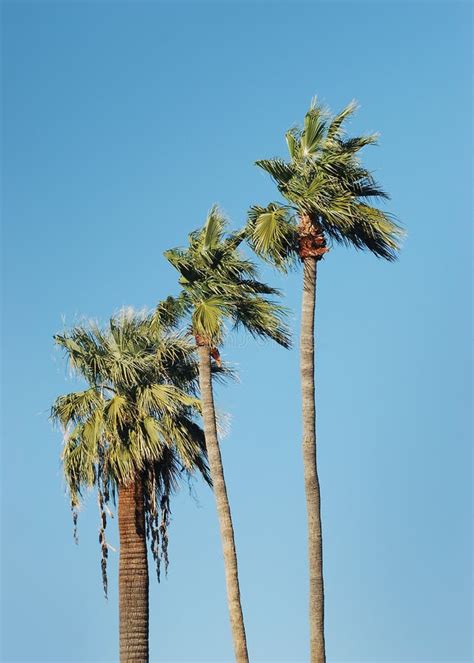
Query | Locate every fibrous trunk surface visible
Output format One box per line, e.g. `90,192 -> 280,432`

119,478 -> 149,663
197,343 -> 249,663
300,257 -> 326,663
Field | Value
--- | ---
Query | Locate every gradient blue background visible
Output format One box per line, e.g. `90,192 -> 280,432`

1,2 -> 472,662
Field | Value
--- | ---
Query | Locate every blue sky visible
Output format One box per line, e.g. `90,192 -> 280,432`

1,2 -> 472,662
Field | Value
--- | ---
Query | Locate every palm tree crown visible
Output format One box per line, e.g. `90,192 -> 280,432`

164,205 -> 291,350
51,308 -> 210,594
246,99 -> 404,268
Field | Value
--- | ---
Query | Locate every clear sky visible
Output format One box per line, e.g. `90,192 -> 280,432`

1,2 -> 472,662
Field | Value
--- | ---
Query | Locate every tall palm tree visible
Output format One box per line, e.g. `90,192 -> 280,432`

245,100 -> 403,662
52,308 -> 213,663
165,207 -> 291,662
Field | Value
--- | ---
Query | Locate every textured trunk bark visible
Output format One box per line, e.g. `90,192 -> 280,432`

197,344 -> 249,663
118,478 -> 149,663
300,257 -> 326,663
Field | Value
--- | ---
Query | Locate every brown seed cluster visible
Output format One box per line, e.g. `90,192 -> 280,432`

195,334 -> 222,366
210,347 -> 222,367
298,213 -> 329,261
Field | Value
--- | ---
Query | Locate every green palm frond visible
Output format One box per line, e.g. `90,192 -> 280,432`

232,296 -> 291,349
347,204 -> 404,260
54,331 -> 106,385
103,394 -> 127,429
52,389 -> 103,428
137,383 -> 198,418
246,203 -> 299,272
151,295 -> 189,331
159,414 -> 210,483
285,129 -> 299,159
82,408 -> 105,455
163,248 -> 201,284
202,205 -> 226,251
141,416 -> 161,448
62,427 -> 96,502
222,227 -> 247,252
192,296 -> 227,344
326,99 -> 357,141
338,134 -> 379,154
301,104 -> 327,155
342,170 -> 390,201
237,279 -> 281,296
255,159 -> 295,186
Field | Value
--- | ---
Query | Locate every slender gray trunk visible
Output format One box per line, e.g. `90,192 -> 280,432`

197,343 -> 249,663
300,257 -> 326,662
118,478 -> 149,663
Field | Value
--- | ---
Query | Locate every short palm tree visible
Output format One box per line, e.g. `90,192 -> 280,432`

51,308 -> 212,663
245,100 -> 403,662
165,207 -> 290,662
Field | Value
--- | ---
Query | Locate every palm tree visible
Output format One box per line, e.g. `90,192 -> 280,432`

165,207 -> 290,662
245,100 -> 403,662
51,307 -> 213,663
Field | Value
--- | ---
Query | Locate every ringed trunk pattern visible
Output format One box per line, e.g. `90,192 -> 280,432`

301,256 -> 326,663
197,343 -> 249,663
118,478 -> 149,663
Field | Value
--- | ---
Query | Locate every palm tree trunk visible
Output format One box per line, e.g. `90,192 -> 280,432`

300,257 -> 326,663
118,477 -> 149,663
197,343 -> 249,663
